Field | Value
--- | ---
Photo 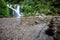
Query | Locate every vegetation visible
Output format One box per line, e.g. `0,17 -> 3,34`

0,0 -> 60,17
0,0 -> 10,18
20,0 -> 60,16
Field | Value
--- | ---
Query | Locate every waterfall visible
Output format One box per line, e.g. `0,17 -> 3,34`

7,4 -> 22,18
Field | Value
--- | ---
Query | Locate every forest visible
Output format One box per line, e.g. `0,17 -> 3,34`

0,0 -> 60,17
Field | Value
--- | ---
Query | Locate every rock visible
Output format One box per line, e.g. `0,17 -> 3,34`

0,17 -> 60,40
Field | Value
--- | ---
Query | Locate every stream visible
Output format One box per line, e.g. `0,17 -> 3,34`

7,4 -> 46,18
7,4 -> 22,18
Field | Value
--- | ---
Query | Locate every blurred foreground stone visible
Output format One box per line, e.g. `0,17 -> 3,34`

0,17 -> 60,40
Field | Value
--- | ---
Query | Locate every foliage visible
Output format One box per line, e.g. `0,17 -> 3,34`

0,0 -> 10,18
20,0 -> 60,16
0,0 -> 60,17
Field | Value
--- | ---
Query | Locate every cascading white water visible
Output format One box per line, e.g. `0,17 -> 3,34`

7,4 -> 22,18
